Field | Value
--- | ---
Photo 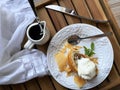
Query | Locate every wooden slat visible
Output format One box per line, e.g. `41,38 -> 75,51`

59,0 -> 80,24
99,78 -> 120,90
2,86 -> 11,90
0,86 -> 4,90
37,76 -> 55,90
71,0 -> 96,25
108,65 -> 119,82
99,0 -> 120,44
47,9 -> 67,31
90,87 -> 99,90
11,84 -> 26,90
85,0 -> 107,21
97,78 -> 109,89
24,79 -> 40,90
46,2 -> 67,31
108,0 -> 120,28
35,0 -> 55,8
72,0 -> 92,18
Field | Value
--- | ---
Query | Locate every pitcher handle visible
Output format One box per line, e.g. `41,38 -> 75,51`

40,21 -> 46,30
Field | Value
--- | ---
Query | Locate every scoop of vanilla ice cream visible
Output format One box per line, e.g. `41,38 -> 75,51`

78,58 -> 96,80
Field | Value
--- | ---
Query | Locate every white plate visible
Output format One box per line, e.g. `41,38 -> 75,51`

47,23 -> 114,90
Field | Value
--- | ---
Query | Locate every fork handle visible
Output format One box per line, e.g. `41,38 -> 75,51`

81,32 -> 112,39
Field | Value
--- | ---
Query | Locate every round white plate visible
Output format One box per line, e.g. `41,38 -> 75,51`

47,23 -> 114,89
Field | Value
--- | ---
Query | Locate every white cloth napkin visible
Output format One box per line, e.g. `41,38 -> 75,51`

0,0 -> 49,84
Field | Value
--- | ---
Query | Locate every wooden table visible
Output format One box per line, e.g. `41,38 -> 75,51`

108,0 -> 120,28
0,0 -> 120,90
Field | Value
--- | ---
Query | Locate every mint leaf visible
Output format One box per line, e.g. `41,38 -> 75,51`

91,42 -> 95,50
89,51 -> 95,56
83,46 -> 89,55
83,42 -> 95,57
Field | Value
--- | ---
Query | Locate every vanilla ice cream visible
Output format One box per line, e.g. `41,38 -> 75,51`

78,58 -> 97,80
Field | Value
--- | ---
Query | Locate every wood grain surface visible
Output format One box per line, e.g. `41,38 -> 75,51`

0,0 -> 120,90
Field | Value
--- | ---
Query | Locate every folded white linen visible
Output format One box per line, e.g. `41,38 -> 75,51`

0,49 -> 49,84
0,0 -> 49,84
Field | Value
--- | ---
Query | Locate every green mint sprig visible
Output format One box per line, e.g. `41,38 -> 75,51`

83,42 -> 95,57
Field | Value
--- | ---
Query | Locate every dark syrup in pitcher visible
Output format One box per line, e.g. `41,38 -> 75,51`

29,24 -> 43,40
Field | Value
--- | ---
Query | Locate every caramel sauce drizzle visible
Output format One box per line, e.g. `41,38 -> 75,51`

54,42 -> 98,88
